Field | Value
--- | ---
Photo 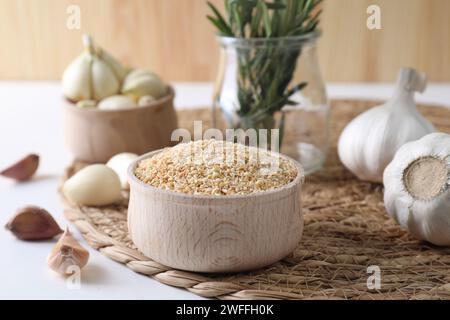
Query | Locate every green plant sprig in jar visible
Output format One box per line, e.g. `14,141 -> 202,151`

207,0 -> 323,145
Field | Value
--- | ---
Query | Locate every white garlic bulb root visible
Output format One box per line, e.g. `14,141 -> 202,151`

384,133 -> 450,246
106,153 -> 138,189
338,68 -> 435,182
98,95 -> 137,110
63,164 -> 122,206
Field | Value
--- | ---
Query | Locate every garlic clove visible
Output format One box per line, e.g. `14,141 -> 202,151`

138,95 -> 156,107
106,153 -> 138,189
47,227 -> 89,275
5,206 -> 63,241
1,154 -> 39,182
122,68 -> 154,87
97,47 -> 129,83
63,164 -> 122,206
91,58 -> 121,101
121,69 -> 167,100
76,100 -> 97,109
98,95 -> 137,110
62,54 -> 92,102
384,133 -> 450,246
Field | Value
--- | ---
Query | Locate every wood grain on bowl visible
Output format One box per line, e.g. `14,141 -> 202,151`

127,149 -> 305,273
62,87 -> 178,163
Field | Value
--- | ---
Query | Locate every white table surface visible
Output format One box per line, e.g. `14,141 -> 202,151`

1,81 -> 449,300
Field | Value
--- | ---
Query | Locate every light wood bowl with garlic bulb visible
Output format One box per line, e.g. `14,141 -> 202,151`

62,86 -> 178,163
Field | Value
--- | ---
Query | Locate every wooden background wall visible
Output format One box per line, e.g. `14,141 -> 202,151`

0,0 -> 449,82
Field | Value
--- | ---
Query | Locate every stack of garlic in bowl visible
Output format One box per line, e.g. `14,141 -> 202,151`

61,35 -> 178,163
62,35 -> 167,110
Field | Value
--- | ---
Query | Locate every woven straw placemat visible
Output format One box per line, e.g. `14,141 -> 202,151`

61,100 -> 450,300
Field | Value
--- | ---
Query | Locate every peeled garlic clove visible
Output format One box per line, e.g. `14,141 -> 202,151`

47,228 -> 89,275
338,68 -> 435,182
106,153 -> 138,189
5,206 -> 62,240
98,95 -> 137,110
138,95 -> 156,107
76,100 -> 97,109
121,69 -> 167,100
122,68 -> 153,87
62,35 -> 122,102
1,154 -> 39,182
63,164 -> 122,206
384,133 -> 450,246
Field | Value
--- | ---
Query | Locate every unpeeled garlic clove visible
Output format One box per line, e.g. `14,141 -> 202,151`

1,154 -> 39,182
47,227 -> 89,275
5,206 -> 63,240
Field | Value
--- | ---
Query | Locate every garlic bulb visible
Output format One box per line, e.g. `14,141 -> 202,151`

63,164 -> 122,206
384,133 -> 450,246
121,69 -> 167,100
106,152 -> 138,189
98,95 -> 137,110
62,35 -> 127,102
338,68 -> 435,182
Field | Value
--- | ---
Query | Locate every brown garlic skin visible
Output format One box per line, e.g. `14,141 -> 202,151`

5,206 -> 63,241
0,154 -> 39,181
47,228 -> 89,275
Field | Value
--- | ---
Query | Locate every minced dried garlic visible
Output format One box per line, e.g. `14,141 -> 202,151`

134,139 -> 298,196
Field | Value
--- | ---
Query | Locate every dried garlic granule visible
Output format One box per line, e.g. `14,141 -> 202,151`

135,139 -> 298,196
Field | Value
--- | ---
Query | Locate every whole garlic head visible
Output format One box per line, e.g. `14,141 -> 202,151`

98,95 -> 137,110
384,133 -> 450,246
63,164 -> 122,206
106,153 -> 138,189
121,69 -> 167,100
62,35 -> 127,102
338,68 -> 435,182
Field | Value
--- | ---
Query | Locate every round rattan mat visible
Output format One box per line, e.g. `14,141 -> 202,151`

61,100 -> 450,300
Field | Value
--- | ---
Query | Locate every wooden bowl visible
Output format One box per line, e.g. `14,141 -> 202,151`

62,87 -> 178,163
127,149 -> 305,273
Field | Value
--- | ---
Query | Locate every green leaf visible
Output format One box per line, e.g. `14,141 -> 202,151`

257,0 -> 271,37
207,15 -> 233,36
251,3 -> 263,36
207,1 -> 233,34
265,1 -> 286,10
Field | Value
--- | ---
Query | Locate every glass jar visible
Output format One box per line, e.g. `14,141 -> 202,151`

212,32 -> 329,175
